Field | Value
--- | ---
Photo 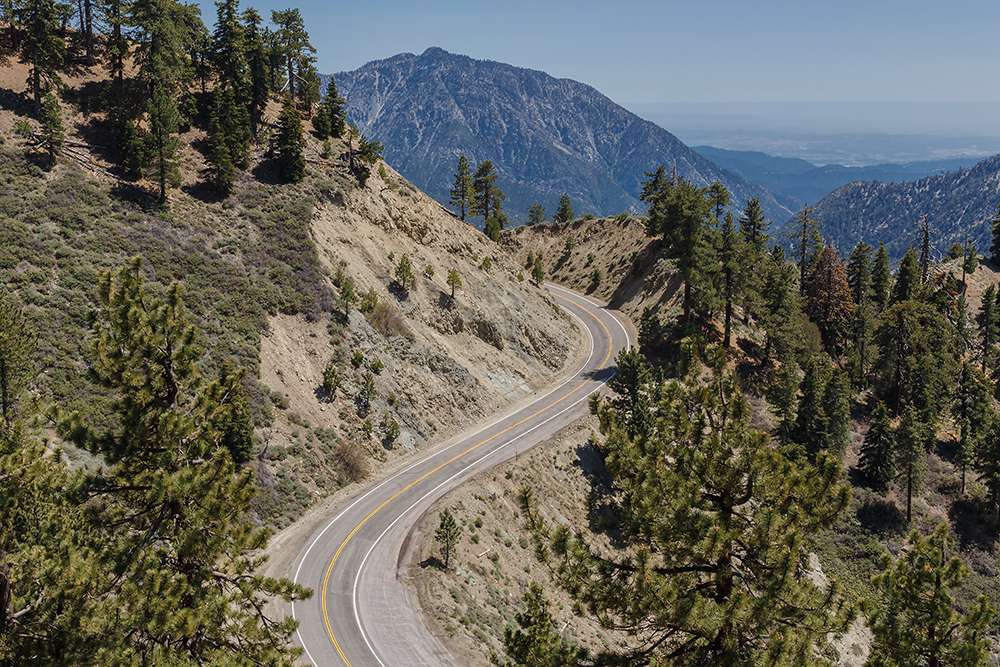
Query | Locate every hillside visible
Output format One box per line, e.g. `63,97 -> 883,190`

331,47 -> 791,224
0,61 -> 579,528
799,154 -> 1000,261
412,217 -> 1000,666
696,145 -> 980,211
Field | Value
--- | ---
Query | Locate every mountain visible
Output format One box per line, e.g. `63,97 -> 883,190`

330,48 -> 792,224
696,145 -> 983,211
801,154 -> 1000,261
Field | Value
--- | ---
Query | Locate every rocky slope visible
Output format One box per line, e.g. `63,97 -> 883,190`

331,48 -> 791,224
0,60 -> 579,527
796,154 -> 1000,262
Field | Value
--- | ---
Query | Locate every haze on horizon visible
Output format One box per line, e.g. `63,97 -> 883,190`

196,0 -> 1000,156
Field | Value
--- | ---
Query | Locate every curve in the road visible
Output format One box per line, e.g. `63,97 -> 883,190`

291,284 -> 631,666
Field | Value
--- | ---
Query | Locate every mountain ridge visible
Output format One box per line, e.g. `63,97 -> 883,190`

799,153 -> 1000,261
327,47 -> 792,224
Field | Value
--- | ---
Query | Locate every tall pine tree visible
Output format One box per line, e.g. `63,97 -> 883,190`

448,154 -> 474,221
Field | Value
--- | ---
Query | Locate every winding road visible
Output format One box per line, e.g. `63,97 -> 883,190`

289,284 -> 631,666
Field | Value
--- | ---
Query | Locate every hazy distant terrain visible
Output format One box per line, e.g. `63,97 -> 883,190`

696,145 -> 983,210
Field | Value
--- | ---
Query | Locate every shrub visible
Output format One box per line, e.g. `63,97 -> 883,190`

480,256 -> 492,271
359,287 -> 379,314
351,350 -> 365,369
368,357 -> 384,375
368,301 -> 411,338
321,359 -> 341,400
423,264 -> 435,279
334,440 -> 368,482
381,414 -> 400,448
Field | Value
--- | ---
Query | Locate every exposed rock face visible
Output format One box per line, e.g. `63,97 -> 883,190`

331,47 -> 791,224
794,154 -> 1000,261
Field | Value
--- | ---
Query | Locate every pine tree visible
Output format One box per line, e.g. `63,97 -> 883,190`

847,241 -> 873,383
315,75 -> 346,139
484,214 -> 503,242
707,180 -> 730,224
449,154 -> 474,221
859,402 -> 895,492
101,0 -> 129,93
793,206 -> 821,292
205,91 -> 236,194
38,88 -> 64,166
133,0 -> 186,204
527,202 -> 545,225
896,404 -> 930,523
146,82 -> 181,203
553,193 -> 574,224
821,368 -> 852,456
793,354 -> 831,453
991,204 -> 1000,266
434,508 -> 461,570
719,211 -> 740,348
472,160 -> 504,222
297,57 -> 320,113
446,269 -> 462,300
739,196 -> 768,253
59,259 -> 308,663
762,256 -> 803,364
643,174 -> 719,332
502,585 -> 588,667
211,0 -> 251,165
918,215 -> 931,284
531,253 -> 545,286
242,8 -> 269,136
892,248 -> 921,304
270,8 -> 313,100
867,525 -> 994,667
339,275 -> 356,318
519,366 -> 853,664
872,241 -> 892,311
15,0 -> 66,107
275,96 -> 305,183
954,362 -> 991,495
874,301 -> 957,417
804,244 -> 856,355
394,255 -> 415,293
976,284 -> 997,373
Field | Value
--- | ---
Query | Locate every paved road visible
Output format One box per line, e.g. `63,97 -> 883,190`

290,284 -> 631,666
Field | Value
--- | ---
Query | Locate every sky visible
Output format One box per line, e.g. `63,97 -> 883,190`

196,0 -> 1000,146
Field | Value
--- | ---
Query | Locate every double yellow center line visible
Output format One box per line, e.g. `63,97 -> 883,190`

320,296 -> 616,666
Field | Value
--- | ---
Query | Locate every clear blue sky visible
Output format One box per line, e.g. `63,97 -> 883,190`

196,0 -> 1000,106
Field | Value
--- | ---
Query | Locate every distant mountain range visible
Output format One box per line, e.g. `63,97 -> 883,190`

330,48 -> 792,224
799,154 -> 1000,261
695,145 -> 982,211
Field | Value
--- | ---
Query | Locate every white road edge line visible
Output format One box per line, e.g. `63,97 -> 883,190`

352,303 -> 631,667
291,289 -> 603,667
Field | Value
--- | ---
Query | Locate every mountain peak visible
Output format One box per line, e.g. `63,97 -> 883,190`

333,51 -> 791,223
420,46 -> 450,58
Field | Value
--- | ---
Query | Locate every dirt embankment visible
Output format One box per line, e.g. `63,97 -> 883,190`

504,216 -> 683,323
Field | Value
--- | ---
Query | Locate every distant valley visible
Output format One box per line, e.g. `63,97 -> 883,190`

696,145 -> 983,211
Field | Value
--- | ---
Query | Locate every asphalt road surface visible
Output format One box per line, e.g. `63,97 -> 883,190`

290,284 -> 632,666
